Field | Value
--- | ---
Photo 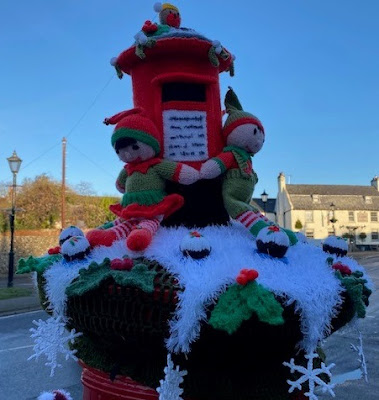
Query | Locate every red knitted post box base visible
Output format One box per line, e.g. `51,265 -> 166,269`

81,362 -> 159,400
80,361 -> 306,400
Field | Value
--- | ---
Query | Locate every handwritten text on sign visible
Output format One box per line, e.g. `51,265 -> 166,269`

163,110 -> 208,162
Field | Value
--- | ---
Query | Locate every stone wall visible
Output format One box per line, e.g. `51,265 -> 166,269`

0,230 -> 60,274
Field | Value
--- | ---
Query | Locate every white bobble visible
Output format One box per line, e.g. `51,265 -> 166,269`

139,32 -> 148,45
212,40 -> 221,47
110,57 -> 118,66
134,31 -> 148,45
154,2 -> 163,12
215,46 -> 223,55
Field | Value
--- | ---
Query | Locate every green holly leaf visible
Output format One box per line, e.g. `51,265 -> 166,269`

208,46 -> 220,67
209,281 -> 284,335
66,259 -> 156,298
16,254 -> 62,275
335,270 -> 372,318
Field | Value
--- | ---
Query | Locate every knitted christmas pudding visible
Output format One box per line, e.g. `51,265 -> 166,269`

18,4 -> 373,400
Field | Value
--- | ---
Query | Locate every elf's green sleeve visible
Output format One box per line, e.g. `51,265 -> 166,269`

116,167 -> 128,193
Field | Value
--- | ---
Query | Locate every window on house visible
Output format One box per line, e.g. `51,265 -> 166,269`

305,211 -> 313,222
305,229 -> 314,238
312,194 -> 320,203
162,82 -> 206,102
364,196 -> 372,204
348,211 -> 355,222
357,212 -> 368,223
371,212 -> 378,222
372,231 -> 379,240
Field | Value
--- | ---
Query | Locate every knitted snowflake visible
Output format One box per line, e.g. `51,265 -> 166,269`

351,326 -> 369,383
156,354 -> 187,400
283,352 -> 336,400
28,316 -> 82,376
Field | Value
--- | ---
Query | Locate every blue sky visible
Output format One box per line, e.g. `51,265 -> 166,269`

1,0 -> 378,199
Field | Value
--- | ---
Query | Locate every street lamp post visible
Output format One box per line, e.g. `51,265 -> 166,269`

329,202 -> 337,236
261,190 -> 268,215
7,151 -> 22,288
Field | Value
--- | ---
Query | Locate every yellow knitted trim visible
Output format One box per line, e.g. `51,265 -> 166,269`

162,3 -> 179,12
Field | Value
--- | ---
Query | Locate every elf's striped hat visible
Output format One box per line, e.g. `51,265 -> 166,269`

104,108 -> 161,155
223,87 -> 264,138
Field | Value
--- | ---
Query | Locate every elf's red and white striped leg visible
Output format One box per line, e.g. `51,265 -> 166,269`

86,219 -> 135,247
126,217 -> 162,252
236,210 -> 270,238
236,211 -> 298,245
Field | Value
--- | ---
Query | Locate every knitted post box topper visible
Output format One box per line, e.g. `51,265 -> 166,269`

200,88 -> 298,245
86,108 -> 199,251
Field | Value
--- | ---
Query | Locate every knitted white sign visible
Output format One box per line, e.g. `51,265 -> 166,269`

163,110 -> 208,161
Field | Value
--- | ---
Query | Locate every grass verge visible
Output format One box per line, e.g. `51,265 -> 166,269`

0,287 -> 33,300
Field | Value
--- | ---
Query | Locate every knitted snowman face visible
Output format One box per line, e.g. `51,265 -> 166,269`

117,140 -> 155,163
160,8 -> 181,28
226,124 -> 265,154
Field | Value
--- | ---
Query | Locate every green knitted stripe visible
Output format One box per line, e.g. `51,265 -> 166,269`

282,228 -> 298,246
111,128 -> 160,154
213,157 -> 227,174
121,190 -> 164,207
249,219 -> 268,237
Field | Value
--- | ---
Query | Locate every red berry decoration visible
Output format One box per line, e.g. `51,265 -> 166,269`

110,258 -> 134,271
142,20 -> 158,33
236,268 -> 259,285
332,262 -> 352,275
121,258 -> 134,271
48,246 -> 61,255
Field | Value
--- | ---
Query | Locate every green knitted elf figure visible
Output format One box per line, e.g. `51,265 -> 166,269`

201,88 -> 297,245
86,108 -> 199,251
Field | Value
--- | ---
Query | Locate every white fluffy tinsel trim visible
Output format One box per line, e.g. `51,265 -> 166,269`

38,389 -> 73,400
43,222 -> 374,356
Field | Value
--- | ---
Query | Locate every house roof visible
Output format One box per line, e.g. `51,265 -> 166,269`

286,184 -> 379,211
251,198 -> 276,214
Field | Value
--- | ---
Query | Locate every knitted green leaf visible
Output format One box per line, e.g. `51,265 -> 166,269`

208,47 -> 220,67
66,259 -> 156,298
16,254 -> 62,275
112,263 -> 156,293
135,44 -> 146,60
228,61 -> 235,77
219,49 -> 230,61
242,282 -> 285,325
145,39 -> 156,49
335,270 -> 372,318
209,281 -> 284,335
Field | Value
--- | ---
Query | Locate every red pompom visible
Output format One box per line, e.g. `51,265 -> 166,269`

127,228 -> 152,251
48,246 -> 61,255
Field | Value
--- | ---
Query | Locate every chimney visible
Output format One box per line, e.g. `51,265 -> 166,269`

371,176 -> 379,191
278,172 -> 286,192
